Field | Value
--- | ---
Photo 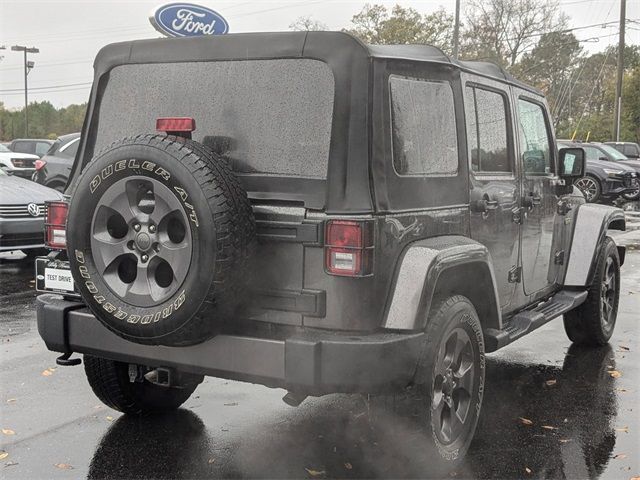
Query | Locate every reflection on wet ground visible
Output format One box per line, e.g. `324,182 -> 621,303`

80,345 -> 628,480
1,251 -> 639,479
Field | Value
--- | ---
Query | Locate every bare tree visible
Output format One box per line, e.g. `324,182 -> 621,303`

289,16 -> 328,32
462,0 -> 567,66
343,4 -> 454,53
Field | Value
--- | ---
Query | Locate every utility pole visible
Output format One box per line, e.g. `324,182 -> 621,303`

10,45 -> 39,137
613,0 -> 626,141
453,0 -> 461,59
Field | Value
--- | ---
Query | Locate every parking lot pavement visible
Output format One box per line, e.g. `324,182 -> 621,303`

0,248 -> 638,479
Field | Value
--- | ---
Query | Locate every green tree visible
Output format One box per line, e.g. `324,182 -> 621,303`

344,4 -> 454,53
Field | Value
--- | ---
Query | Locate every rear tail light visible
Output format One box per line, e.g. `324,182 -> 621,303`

156,117 -> 196,138
45,201 -> 68,250
35,159 -> 46,171
325,220 -> 374,277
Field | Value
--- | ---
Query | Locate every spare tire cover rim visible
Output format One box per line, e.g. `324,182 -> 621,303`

90,175 -> 193,308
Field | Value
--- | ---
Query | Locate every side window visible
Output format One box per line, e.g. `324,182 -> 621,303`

517,99 -> 553,175
35,142 -> 50,156
390,76 -> 458,176
583,146 -> 600,161
465,86 -> 510,173
12,142 -> 32,154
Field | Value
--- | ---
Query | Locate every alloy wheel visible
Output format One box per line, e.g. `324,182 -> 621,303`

575,177 -> 598,202
90,176 -> 192,307
600,256 -> 616,331
431,325 -> 476,445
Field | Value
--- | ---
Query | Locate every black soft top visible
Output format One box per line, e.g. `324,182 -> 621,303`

74,32 -> 540,213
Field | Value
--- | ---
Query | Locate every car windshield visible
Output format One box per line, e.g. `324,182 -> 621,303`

0,144 -> 11,153
599,144 -> 628,161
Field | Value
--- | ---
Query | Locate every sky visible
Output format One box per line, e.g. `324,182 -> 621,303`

1,0 -> 639,109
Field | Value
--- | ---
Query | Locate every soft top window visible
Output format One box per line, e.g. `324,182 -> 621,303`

94,59 -> 335,179
389,76 -> 458,176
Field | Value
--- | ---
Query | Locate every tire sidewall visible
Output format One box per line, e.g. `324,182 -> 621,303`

68,140 -> 216,343
424,298 -> 485,463
594,239 -> 620,339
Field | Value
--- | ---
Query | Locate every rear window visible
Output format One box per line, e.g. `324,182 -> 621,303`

94,59 -> 335,179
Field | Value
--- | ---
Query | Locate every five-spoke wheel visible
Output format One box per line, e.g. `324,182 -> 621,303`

91,176 -> 192,307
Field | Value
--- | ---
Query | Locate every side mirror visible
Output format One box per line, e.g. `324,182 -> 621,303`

558,147 -> 585,179
599,156 -> 609,162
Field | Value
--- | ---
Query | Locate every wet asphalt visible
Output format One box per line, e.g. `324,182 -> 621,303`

0,250 -> 639,479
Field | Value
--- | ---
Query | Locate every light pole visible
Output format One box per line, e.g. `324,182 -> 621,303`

11,45 -> 39,137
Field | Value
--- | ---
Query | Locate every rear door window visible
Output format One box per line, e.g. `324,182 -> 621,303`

389,76 -> 458,176
465,86 -> 511,173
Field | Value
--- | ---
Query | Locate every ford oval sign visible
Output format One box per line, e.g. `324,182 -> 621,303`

150,3 -> 229,37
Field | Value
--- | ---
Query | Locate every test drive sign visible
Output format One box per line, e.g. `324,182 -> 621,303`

150,3 -> 229,37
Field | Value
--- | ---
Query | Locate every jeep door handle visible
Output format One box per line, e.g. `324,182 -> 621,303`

471,199 -> 499,213
524,194 -> 542,208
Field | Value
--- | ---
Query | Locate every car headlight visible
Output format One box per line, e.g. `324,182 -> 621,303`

602,168 -> 625,176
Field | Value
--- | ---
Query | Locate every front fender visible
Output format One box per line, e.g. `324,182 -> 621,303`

563,203 -> 625,287
383,235 -> 501,331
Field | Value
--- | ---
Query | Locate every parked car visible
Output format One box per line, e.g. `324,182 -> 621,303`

0,143 -> 40,179
36,32 -> 626,472
604,141 -> 640,159
8,138 -> 55,158
32,133 -> 81,192
0,167 -> 63,257
558,140 -> 638,202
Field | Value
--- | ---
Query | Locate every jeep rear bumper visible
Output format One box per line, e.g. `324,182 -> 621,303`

36,294 -> 424,394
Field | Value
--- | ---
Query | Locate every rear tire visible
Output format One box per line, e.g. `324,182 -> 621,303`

83,355 -> 201,415
369,295 -> 485,473
563,237 -> 620,346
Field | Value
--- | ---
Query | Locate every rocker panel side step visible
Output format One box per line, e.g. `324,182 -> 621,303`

484,289 -> 588,352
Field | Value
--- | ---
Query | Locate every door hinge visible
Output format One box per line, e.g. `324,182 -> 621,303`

508,266 -> 522,283
554,250 -> 565,265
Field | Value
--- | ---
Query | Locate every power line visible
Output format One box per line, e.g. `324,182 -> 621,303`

0,81 -> 92,93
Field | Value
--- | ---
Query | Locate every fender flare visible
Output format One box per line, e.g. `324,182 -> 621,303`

563,203 -> 625,287
383,235 -> 502,332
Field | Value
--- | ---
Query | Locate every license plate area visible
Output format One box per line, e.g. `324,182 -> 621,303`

36,257 -> 77,294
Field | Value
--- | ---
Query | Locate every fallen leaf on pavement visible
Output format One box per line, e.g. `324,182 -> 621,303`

519,417 -> 534,425
608,370 -> 622,378
1,429 -> 15,436
545,379 -> 557,386
54,463 -> 74,469
41,369 -> 53,377
345,463 -> 353,470
616,427 -> 629,433
5,461 -> 18,467
224,402 -> 238,406
559,438 -> 572,443
0,452 -> 8,461
614,453 -> 627,460
106,416 -> 113,422
542,425 -> 557,430
618,346 -> 630,351
305,468 -> 326,477
525,467 -> 532,474
208,458 -> 215,464
6,399 -> 16,404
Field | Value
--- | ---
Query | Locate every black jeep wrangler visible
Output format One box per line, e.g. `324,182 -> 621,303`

35,32 -> 626,468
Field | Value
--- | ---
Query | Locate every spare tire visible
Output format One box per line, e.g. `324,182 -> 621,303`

67,134 -> 255,346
